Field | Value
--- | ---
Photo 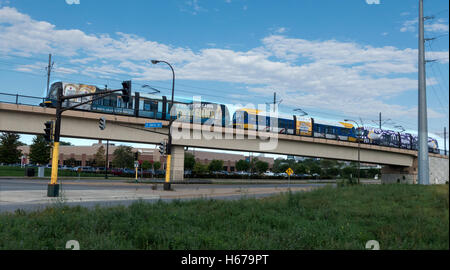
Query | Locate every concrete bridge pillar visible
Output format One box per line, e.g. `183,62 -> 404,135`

170,145 -> 185,182
381,159 -> 417,184
381,155 -> 449,184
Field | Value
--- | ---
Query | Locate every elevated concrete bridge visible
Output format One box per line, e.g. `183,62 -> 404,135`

0,103 -> 448,184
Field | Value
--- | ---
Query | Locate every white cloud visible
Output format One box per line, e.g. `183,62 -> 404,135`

400,18 -> 417,32
181,0 -> 207,15
0,6 -> 448,122
426,22 -> 449,33
401,18 -> 449,33
365,0 -> 380,4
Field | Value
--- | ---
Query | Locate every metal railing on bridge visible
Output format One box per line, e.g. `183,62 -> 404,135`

0,92 -> 46,107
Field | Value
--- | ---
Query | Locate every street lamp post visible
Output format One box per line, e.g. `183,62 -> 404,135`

345,119 -> 361,184
151,60 -> 175,191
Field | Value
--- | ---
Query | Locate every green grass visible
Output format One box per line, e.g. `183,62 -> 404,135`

0,184 -> 448,250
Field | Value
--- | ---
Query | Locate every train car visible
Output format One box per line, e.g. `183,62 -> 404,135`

232,108 -> 313,136
44,81 -> 230,125
313,119 -> 357,142
44,82 -> 102,110
360,126 -> 440,153
428,137 -> 440,153
359,127 -> 401,147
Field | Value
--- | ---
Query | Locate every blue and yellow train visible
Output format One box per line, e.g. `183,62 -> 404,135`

43,81 -> 440,153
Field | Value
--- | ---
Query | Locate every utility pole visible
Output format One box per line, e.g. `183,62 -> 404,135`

266,91 -> 281,112
379,112 -> 381,130
105,140 -> 109,179
444,127 -> 447,156
46,54 -> 53,96
273,92 -> 276,112
418,0 -> 429,185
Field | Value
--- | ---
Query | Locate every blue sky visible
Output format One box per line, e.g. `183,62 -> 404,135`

0,0 -> 448,150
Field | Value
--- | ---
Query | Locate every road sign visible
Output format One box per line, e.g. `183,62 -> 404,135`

145,122 -> 163,128
286,168 -> 294,176
134,161 -> 139,168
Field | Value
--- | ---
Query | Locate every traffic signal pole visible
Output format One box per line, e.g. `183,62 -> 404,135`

48,87 -> 63,196
47,83 -> 132,197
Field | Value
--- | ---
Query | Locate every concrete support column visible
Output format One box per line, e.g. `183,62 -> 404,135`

170,145 -> 185,181
381,155 -> 449,184
381,161 -> 417,184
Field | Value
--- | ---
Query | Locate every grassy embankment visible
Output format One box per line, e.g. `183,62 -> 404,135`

0,184 -> 448,250
0,166 -> 104,178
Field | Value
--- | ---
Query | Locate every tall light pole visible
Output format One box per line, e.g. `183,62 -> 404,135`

151,60 -> 175,191
345,119 -> 360,184
418,0 -> 429,185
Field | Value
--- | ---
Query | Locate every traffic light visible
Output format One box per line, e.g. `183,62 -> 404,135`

99,117 -> 106,130
121,80 -> 132,103
158,141 -> 167,155
134,151 -> 139,160
43,121 -> 53,142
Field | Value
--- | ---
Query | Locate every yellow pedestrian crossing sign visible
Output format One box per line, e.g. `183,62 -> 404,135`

286,168 -> 293,176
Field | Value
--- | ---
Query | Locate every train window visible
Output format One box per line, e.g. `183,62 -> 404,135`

143,100 -> 157,111
49,83 -> 60,98
248,114 -> 257,125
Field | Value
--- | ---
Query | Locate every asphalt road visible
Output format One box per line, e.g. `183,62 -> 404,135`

0,178 -> 330,213
0,178 -> 329,191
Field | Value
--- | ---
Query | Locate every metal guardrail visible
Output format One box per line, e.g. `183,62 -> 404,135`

0,92 -> 46,107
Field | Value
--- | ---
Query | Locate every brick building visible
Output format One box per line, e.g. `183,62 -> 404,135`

18,141 -> 274,171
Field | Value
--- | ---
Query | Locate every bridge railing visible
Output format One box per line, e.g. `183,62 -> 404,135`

0,92 -> 46,107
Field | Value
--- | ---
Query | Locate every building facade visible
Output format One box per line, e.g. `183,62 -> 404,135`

18,141 -> 274,171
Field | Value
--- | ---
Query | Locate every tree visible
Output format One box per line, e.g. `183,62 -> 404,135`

93,146 -> 106,167
249,157 -> 259,174
141,160 -> 152,171
65,157 -> 77,167
309,163 -> 322,176
236,159 -> 250,172
294,163 -> 307,175
325,167 -> 341,178
28,135 -> 51,165
367,168 -> 380,178
255,160 -> 269,174
0,132 -> 22,164
208,160 -> 224,172
184,153 -> 196,171
153,161 -> 161,171
275,162 -> 290,174
60,141 -> 72,146
193,162 -> 208,175
320,159 -> 339,170
273,158 -> 291,173
112,145 -> 134,169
